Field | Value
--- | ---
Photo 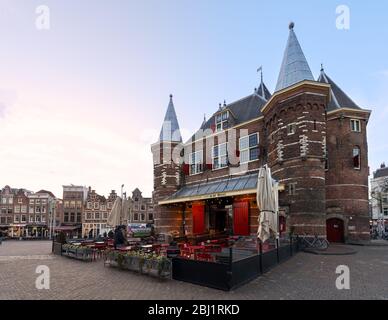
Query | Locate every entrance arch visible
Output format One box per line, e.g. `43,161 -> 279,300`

326,218 -> 345,243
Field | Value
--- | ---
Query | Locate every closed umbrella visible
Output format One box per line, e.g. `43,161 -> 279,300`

107,197 -> 122,227
257,165 -> 279,243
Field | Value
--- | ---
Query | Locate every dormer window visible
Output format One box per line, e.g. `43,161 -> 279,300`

216,111 -> 229,132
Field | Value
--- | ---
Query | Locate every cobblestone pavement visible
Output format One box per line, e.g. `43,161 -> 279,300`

0,240 -> 387,300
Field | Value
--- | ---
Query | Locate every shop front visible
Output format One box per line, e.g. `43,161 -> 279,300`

159,173 -> 260,240
25,224 -> 48,239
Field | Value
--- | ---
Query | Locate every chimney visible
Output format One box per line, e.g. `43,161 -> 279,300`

381,163 -> 386,169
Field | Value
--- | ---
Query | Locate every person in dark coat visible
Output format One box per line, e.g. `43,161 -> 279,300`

113,227 -> 125,249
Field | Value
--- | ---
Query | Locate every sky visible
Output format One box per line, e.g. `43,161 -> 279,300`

0,0 -> 387,198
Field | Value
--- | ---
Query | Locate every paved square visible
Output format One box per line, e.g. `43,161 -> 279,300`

0,240 -> 387,300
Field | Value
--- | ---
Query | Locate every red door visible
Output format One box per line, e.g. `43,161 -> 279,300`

326,218 -> 344,243
279,216 -> 286,236
233,201 -> 249,236
192,204 -> 205,234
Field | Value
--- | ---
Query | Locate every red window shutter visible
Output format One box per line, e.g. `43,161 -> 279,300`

210,124 -> 216,132
192,204 -> 205,234
236,150 -> 240,157
206,163 -> 213,170
233,201 -> 249,236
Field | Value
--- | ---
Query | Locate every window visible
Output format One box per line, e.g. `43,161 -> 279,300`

18,198 -> 23,204
107,202 -> 112,209
64,201 -> 69,208
103,212 -> 108,219
287,123 -> 296,135
42,215 -> 46,223
94,202 -> 99,209
1,208 -> 6,214
215,111 -> 229,132
351,119 -> 361,132
95,212 -> 100,219
29,206 -> 34,213
35,215 -> 41,222
149,213 -> 154,221
87,213 -> 92,220
87,202 -> 92,209
35,206 -> 41,213
29,215 -> 34,223
384,208 -> 388,216
21,205 -> 27,213
353,146 -> 361,170
313,120 -> 317,131
134,213 -> 139,221
70,212 -> 75,222
212,143 -> 228,170
41,206 -> 46,213
76,213 -> 81,223
29,199 -> 34,205
101,205 -> 106,211
70,201 -> 75,208
1,217 -> 6,224
8,198 -> 13,204
141,213 -> 145,221
14,215 -> 20,223
2,198 -> 7,204
189,150 -> 203,175
14,206 -> 20,213
7,208 -> 12,214
64,213 -> 69,222
239,133 -> 260,164
21,215 -> 26,223
141,205 -> 145,211
289,183 -> 297,196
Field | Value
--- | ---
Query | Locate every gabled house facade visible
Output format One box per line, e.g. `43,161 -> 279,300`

151,23 -> 371,243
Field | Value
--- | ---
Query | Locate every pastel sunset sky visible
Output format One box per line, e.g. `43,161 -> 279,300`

0,0 -> 387,198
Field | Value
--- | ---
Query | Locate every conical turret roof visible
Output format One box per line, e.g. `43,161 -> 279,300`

275,23 -> 314,92
159,95 -> 182,142
317,67 -> 360,112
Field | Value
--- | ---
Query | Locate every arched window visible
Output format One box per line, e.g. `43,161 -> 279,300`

353,146 -> 361,169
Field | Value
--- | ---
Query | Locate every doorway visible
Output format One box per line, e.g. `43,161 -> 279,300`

326,218 -> 345,243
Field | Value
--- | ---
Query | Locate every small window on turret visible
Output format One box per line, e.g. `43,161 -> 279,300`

350,119 -> 361,132
353,146 -> 361,170
287,123 -> 296,135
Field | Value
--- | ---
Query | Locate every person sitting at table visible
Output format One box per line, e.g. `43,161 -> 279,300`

113,226 -> 125,249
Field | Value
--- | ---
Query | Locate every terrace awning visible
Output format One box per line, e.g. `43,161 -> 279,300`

159,173 -> 259,205
53,226 -> 80,231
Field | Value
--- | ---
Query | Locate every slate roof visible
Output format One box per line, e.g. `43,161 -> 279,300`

275,23 -> 314,92
317,69 -> 361,111
159,95 -> 182,143
187,91 -> 268,143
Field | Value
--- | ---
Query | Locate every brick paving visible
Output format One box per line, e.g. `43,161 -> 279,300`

0,240 -> 387,300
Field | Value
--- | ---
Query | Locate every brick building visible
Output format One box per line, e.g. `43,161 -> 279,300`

82,188 -> 117,238
0,186 -> 57,238
128,188 -> 154,224
59,185 -> 88,238
151,23 -> 371,243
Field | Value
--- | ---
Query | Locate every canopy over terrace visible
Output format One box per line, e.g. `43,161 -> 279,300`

159,173 -> 279,239
159,173 -> 259,205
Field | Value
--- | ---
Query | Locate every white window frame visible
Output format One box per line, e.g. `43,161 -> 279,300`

189,150 -> 203,175
350,119 -> 361,133
353,146 -> 361,170
239,133 -> 260,164
215,111 -> 229,132
212,143 -> 228,170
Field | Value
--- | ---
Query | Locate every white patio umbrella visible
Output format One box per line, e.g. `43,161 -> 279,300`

107,197 -> 122,227
257,165 -> 279,243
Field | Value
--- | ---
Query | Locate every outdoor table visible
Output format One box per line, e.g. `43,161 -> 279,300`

187,245 -> 205,259
117,246 -> 133,252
